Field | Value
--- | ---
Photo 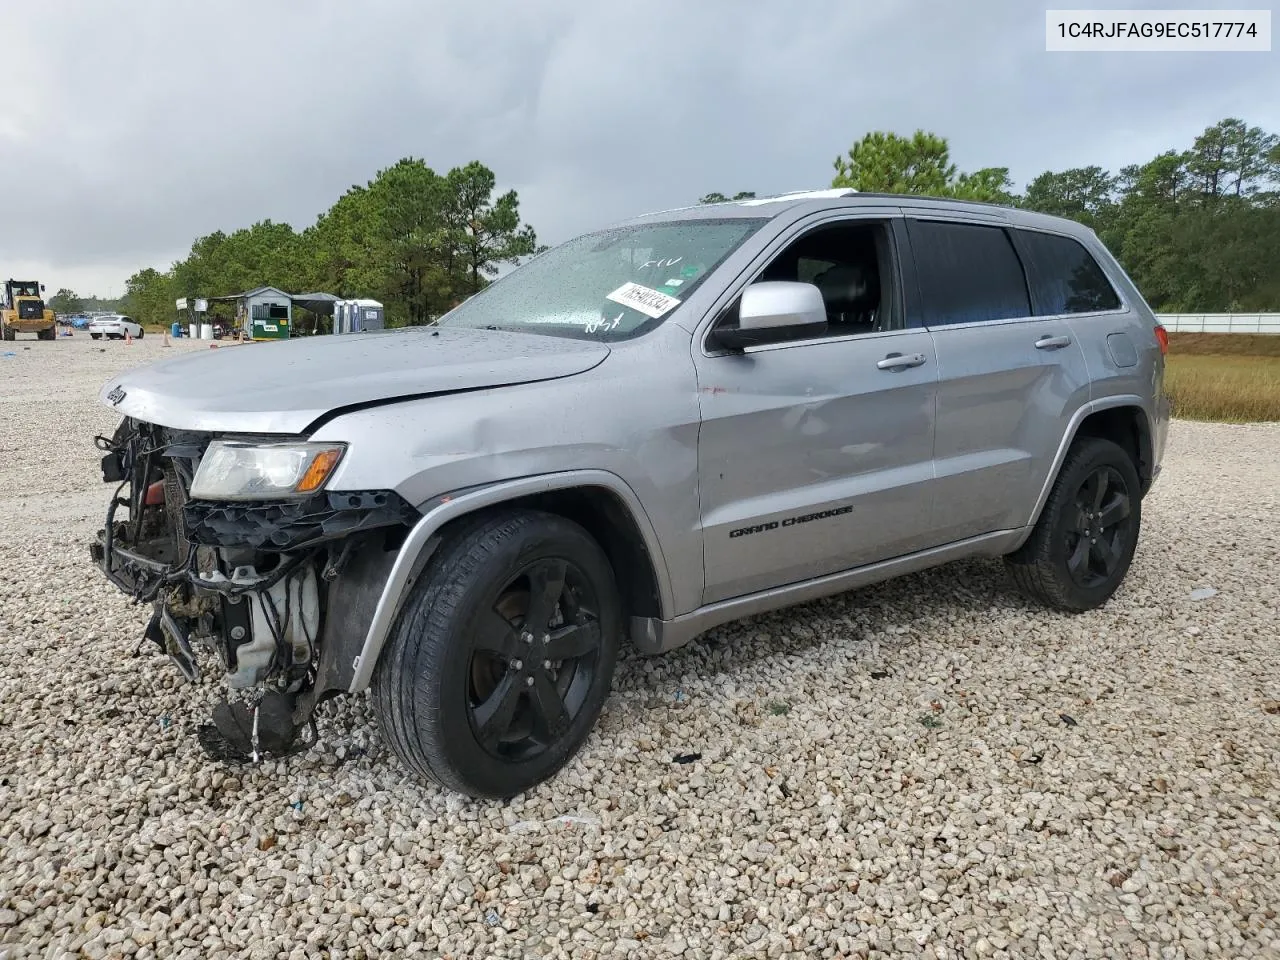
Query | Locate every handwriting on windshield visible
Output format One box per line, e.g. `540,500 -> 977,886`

585,312 -> 623,334
639,257 -> 682,270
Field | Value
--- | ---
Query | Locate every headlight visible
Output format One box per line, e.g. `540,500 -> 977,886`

190,441 -> 346,500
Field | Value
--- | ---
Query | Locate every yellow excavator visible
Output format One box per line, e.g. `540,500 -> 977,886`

1,278 -> 57,341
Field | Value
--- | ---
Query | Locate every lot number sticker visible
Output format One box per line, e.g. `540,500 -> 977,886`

605,282 -> 682,319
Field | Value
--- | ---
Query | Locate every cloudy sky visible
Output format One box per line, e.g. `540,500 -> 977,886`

1,0 -> 1275,298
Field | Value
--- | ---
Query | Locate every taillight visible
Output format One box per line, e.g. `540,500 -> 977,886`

1154,325 -> 1169,355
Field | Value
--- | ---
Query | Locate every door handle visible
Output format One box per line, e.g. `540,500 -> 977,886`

876,352 -> 927,370
1035,335 -> 1071,350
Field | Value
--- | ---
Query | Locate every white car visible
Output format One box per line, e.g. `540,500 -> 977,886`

88,315 -> 144,341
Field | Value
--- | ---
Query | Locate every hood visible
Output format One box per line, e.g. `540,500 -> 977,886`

100,326 -> 609,434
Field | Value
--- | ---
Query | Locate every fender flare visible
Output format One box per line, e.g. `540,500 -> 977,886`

346,469 -> 674,692
1018,394 -> 1154,539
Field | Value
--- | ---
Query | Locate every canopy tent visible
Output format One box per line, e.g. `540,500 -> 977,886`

290,292 -> 339,316
203,287 -> 339,313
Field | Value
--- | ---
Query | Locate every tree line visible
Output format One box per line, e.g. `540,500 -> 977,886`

47,291 -> 125,315
117,159 -> 540,329
52,117 -> 1280,327
701,118 -> 1280,313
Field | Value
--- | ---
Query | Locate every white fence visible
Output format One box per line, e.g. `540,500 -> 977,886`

1157,313 -> 1280,334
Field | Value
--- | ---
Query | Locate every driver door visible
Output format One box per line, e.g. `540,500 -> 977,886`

694,214 -> 940,604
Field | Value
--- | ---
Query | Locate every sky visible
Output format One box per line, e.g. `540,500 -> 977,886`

1,0 -> 1275,299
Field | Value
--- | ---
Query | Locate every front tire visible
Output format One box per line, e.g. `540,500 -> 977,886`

1006,436 -> 1142,612
135,328 -> 144,340
373,510 -> 621,798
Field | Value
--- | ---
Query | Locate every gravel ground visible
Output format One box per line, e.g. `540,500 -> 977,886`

2,334 -> 1279,960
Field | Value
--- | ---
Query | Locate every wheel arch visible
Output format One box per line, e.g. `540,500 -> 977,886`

1073,405 -> 1153,493
346,470 -> 674,693
1023,396 -> 1155,535
497,486 -> 665,624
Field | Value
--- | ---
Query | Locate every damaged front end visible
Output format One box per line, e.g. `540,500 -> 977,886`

91,418 -> 418,762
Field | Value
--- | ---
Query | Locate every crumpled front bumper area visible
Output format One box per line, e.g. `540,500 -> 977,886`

90,417 -> 417,761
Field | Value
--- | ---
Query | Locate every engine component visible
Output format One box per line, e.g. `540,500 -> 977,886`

143,605 -> 200,682
202,564 -> 320,688
218,593 -> 253,672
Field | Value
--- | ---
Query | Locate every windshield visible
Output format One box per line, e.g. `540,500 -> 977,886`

436,218 -> 767,341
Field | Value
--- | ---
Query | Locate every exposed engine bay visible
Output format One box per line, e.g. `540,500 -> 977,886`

90,417 -> 418,761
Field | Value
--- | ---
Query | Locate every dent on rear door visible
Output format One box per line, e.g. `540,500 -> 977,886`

930,317 -> 1094,539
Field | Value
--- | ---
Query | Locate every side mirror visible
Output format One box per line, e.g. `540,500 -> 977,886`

39,284 -> 45,293
708,281 -> 827,352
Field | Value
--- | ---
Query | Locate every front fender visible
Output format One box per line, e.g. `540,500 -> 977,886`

346,469 -> 673,693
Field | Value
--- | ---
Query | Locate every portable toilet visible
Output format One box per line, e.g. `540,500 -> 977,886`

353,298 -> 384,332
334,298 -> 384,334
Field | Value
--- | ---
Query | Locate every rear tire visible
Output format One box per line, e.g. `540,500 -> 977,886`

1005,436 -> 1141,612
372,510 -> 621,798
90,333 -> 101,340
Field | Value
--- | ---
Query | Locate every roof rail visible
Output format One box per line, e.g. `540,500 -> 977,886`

635,187 -> 860,219
735,188 -> 858,206
853,191 -> 1018,212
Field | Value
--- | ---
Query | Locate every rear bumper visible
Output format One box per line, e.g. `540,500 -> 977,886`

9,319 -> 53,332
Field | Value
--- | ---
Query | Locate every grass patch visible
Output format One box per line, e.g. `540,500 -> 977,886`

1167,332 -> 1280,358
1165,334 -> 1280,422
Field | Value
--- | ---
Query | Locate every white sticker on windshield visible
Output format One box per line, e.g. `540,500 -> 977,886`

605,281 -> 682,319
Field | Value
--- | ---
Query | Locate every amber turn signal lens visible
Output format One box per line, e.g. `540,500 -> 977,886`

295,448 -> 343,493
1154,325 -> 1169,355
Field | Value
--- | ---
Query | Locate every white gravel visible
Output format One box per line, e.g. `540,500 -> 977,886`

2,334 -> 1279,960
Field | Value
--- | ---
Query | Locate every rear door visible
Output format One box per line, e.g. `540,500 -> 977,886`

901,216 -> 1091,543
1013,226 -> 1153,402
1014,226 -> 1169,498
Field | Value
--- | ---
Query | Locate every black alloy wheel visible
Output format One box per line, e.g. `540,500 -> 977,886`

467,557 -> 604,762
1006,436 -> 1142,612
1064,464 -> 1132,589
373,510 -> 621,798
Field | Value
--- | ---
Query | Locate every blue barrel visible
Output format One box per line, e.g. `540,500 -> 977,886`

171,322 -> 182,338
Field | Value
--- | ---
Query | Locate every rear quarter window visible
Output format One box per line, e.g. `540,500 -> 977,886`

1016,230 -> 1121,315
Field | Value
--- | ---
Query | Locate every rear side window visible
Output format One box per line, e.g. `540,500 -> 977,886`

907,220 -> 1030,326
1017,230 -> 1122,315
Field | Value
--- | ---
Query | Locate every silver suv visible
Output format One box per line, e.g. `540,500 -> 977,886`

92,189 -> 1170,797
